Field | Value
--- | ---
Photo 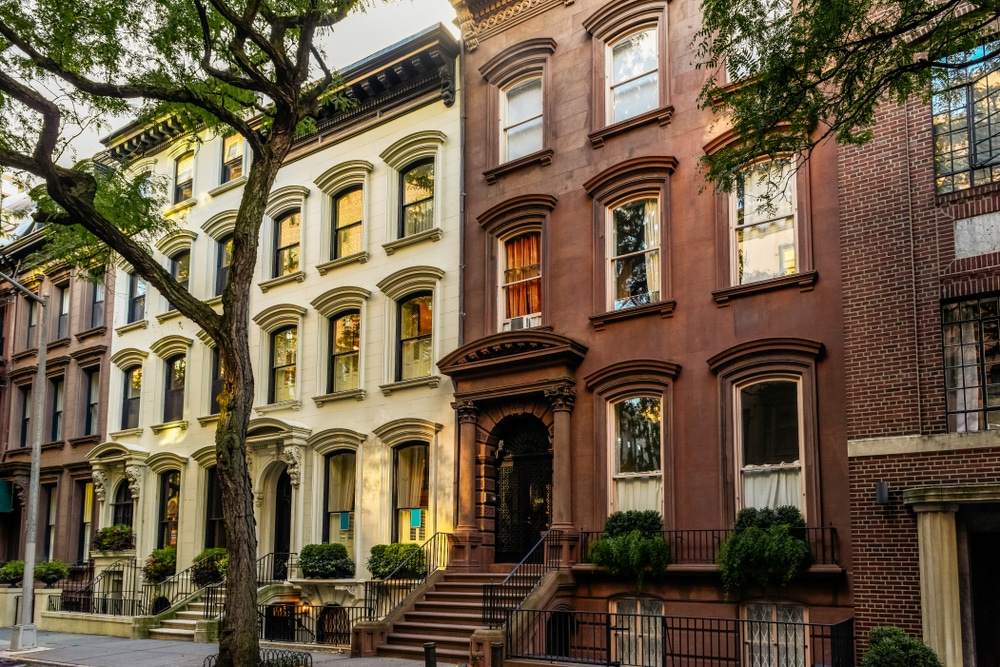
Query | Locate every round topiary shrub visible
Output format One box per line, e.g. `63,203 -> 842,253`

191,547 -> 227,587
34,559 -> 70,586
0,560 -> 24,585
143,547 -> 178,584
861,626 -> 943,667
589,510 -> 670,590
298,543 -> 355,579
717,505 -> 812,597
367,543 -> 425,579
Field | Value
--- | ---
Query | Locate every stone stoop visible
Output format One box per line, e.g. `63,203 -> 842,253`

376,571 -> 526,662
147,591 -> 225,642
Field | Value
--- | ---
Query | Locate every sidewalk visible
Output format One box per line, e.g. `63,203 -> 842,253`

0,630 -> 447,667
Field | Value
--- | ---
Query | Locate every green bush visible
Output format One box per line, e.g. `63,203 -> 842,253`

34,559 -> 70,585
861,627 -> 943,667
367,543 -> 425,579
92,524 -> 134,551
143,547 -> 178,584
191,547 -> 228,587
717,505 -> 812,597
0,560 -> 24,585
589,511 -> 670,590
298,543 -> 355,579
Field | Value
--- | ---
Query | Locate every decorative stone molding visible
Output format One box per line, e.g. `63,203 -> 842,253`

454,400 -> 480,424
255,492 -> 264,508
11,475 -> 29,507
125,465 -> 142,499
92,469 -> 108,503
279,445 -> 303,488
544,384 -> 575,412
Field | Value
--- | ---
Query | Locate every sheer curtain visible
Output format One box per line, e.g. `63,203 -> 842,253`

642,200 -> 659,302
504,234 -> 541,318
616,476 -> 663,513
328,453 -> 356,512
742,464 -> 801,510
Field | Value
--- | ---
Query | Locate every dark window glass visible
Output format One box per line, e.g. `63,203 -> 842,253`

55,284 -> 70,339
90,280 -> 106,329
84,368 -> 100,436
174,152 -> 193,203
163,354 -> 186,423
112,481 -> 134,527
168,251 -> 190,311
19,386 -> 31,447
942,295 -> 1000,431
128,273 -> 146,323
216,235 -> 233,296
26,299 -> 37,349
122,365 -> 142,430
158,471 -> 180,548
49,378 -> 64,442
205,467 -> 226,548
210,348 -> 226,415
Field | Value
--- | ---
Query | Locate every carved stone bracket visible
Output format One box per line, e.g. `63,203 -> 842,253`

280,445 -> 303,488
92,469 -> 108,503
255,491 -> 264,508
125,464 -> 143,499
544,384 -> 576,412
11,474 -> 29,507
453,399 -> 480,424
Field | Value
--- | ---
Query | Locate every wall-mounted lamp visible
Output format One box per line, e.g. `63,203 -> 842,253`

875,481 -> 890,505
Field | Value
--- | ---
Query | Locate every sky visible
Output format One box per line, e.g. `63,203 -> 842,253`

61,0 -> 460,163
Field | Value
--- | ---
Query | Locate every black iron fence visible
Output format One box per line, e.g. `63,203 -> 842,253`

259,552 -> 295,586
483,530 -> 562,628
579,527 -> 838,567
50,558 -> 144,616
506,609 -> 855,667
258,602 -> 367,645
204,648 -> 312,667
363,532 -> 450,620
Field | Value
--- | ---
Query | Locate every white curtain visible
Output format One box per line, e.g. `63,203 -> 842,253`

742,464 -> 801,510
642,200 -> 659,301
615,474 -> 663,513
397,446 -> 427,509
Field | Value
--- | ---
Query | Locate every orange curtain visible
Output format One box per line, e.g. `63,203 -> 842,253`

504,233 -> 541,318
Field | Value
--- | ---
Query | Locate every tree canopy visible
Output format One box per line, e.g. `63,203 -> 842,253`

0,0 -> 366,665
697,0 -> 1000,191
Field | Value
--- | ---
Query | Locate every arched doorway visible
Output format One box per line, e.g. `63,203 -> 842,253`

272,469 -> 292,579
492,414 -> 552,562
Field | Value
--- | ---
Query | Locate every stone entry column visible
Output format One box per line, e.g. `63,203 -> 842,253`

449,399 -> 482,570
544,384 -> 578,566
912,501 -> 963,667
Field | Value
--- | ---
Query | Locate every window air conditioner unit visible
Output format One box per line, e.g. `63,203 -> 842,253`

505,315 -> 541,331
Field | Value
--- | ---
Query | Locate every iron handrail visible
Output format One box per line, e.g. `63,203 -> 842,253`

363,532 -> 450,620
142,550 -> 227,615
56,557 -> 143,617
483,529 -> 562,628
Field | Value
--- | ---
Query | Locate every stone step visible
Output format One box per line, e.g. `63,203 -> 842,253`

175,610 -> 205,621
384,633 -> 471,653
160,618 -> 198,631
148,627 -> 195,642
400,610 -> 484,626
377,643 -> 469,661
412,600 -> 486,612
392,621 -> 484,639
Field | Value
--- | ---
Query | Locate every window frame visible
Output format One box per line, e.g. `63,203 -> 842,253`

607,27 -> 660,126
210,347 -> 226,416
26,298 -> 38,350
112,480 -> 134,527
163,353 -> 187,423
157,470 -> 181,549
89,279 -> 106,329
396,291 -> 434,382
18,384 -> 32,448
398,158 -> 436,239
729,160 -> 799,287
741,602 -> 808,667
499,231 -> 543,328
121,365 -> 142,430
610,394 -> 664,515
269,325 -> 298,404
392,441 -> 430,544
708,339 -> 822,524
55,283 -> 70,339
127,272 -> 146,323
582,1 -> 670,142
607,195 -> 662,312
204,467 -> 226,549
174,152 -> 194,204
942,294 -> 1000,431
328,310 -> 361,394
220,134 -> 244,184
49,376 -> 65,442
216,233 -> 233,297
170,250 -> 191,299
272,209 -> 301,279
84,367 -> 101,436
332,186 -> 364,261
323,449 -> 357,549
501,76 -> 544,164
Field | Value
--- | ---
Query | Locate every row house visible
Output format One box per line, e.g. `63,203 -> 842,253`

0,215 -> 111,568
842,42 -> 1000,667
86,24 -> 461,582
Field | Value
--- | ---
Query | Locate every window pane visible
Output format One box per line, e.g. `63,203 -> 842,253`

506,78 -> 542,125
506,116 -> 543,163
272,328 -> 297,402
612,72 -> 659,123
331,312 -> 361,392
276,211 -> 300,275
503,233 -> 542,319
612,199 -> 659,310
612,30 -> 657,85
737,217 -> 796,284
741,381 -> 799,465
735,162 -> 796,284
277,212 -> 300,246
335,189 -> 364,258
336,189 -> 363,227
615,397 -> 661,474
611,29 -> 658,123
403,163 -> 434,205
395,445 -> 429,543
401,337 -> 432,380
401,295 -> 433,339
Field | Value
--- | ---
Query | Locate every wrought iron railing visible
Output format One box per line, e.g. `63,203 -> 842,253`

363,532 -> 450,620
258,602 -> 368,645
506,609 -> 855,667
483,530 -> 562,628
258,552 -> 295,586
142,550 -> 227,615
579,526 -> 839,566
204,648 -> 312,667
51,558 -> 144,616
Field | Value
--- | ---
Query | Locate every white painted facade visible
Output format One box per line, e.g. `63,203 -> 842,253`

92,26 -> 461,579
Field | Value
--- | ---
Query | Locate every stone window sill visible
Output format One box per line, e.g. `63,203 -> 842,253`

109,427 -> 143,439
69,434 -> 102,448
157,309 -> 184,324
75,326 -> 107,342
255,400 -> 302,415
208,176 -> 247,198
712,271 -> 818,306
379,375 -> 441,396
383,228 -> 443,255
313,389 -> 366,406
590,300 -> 677,331
589,106 -> 674,148
483,148 -> 554,185
47,337 -> 71,351
317,252 -> 370,276
259,271 -> 306,293
11,348 -> 37,362
115,320 -> 149,336
163,198 -> 196,217
151,420 -> 189,434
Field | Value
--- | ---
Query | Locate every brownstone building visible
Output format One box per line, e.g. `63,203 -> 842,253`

0,214 -> 112,567
843,47 -> 1000,666
426,0 -> 851,661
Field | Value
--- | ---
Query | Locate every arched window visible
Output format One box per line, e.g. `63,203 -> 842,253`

398,293 -> 432,381
394,443 -> 429,543
399,159 -> 434,238
329,311 -> 361,393
324,450 -> 357,552
333,187 -> 363,259
112,481 -> 134,527
273,211 -> 301,278
612,395 -> 663,513
158,471 -> 180,548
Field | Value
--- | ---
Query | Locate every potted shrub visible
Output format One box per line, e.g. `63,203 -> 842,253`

861,626 -> 943,667
143,546 -> 178,584
34,559 -> 70,587
0,560 -> 24,586
367,543 -> 425,579
191,547 -> 227,587
717,505 -> 812,597
298,543 -> 355,579
92,524 -> 134,552
589,510 -> 670,590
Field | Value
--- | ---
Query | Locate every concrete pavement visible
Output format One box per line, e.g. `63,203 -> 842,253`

0,630 -> 455,667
